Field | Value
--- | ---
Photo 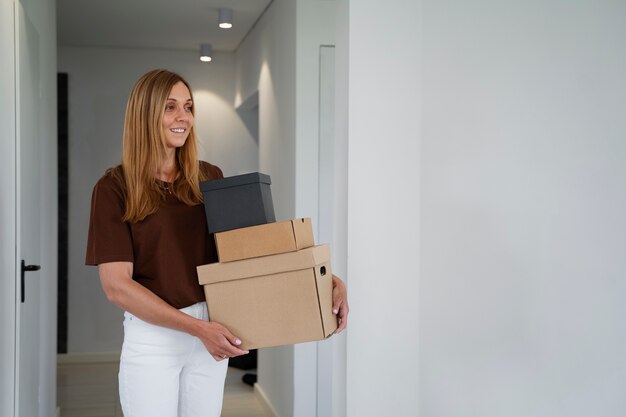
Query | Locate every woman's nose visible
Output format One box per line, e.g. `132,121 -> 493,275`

175,108 -> 189,121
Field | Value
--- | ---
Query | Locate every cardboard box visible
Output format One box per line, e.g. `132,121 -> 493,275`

215,218 -> 315,262
197,244 -> 337,350
200,172 -> 275,233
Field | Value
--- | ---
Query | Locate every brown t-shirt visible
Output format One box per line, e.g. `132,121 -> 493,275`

85,161 -> 223,309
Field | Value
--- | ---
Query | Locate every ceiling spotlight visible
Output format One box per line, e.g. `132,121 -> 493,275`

218,7 -> 233,29
199,44 -> 213,62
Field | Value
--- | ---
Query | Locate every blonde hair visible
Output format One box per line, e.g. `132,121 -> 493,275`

112,69 -> 208,222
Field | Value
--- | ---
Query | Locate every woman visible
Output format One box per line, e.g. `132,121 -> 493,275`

85,69 -> 349,417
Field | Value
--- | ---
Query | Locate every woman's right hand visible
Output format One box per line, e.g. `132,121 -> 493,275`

194,321 -> 249,361
98,262 -> 249,362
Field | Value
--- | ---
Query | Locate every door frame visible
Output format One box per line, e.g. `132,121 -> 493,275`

0,0 -> 17,415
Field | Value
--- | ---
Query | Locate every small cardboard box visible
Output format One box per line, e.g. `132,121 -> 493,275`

197,244 -> 337,350
200,172 -> 275,233
215,218 -> 315,262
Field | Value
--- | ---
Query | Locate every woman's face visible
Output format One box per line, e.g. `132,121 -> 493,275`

162,81 -> 194,150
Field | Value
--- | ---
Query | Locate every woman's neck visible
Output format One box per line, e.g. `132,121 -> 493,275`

158,153 -> 178,182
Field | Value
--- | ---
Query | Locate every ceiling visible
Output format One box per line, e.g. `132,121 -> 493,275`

57,0 -> 273,52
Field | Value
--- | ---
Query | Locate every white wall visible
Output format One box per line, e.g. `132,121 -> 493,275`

419,2 -> 626,416
343,0 -> 626,416
344,0 -> 421,416
235,0 -> 297,222
58,46 -> 256,352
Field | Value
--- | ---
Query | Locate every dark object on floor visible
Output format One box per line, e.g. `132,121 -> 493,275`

229,349 -> 257,370
242,373 -> 257,387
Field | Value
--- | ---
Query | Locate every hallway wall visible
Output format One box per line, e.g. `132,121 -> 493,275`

418,2 -> 626,416
344,0 -> 626,416
58,46 -> 257,353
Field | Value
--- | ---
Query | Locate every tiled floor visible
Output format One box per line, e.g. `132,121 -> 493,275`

57,361 -> 269,417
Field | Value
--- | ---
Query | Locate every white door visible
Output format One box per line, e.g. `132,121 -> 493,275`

15,1 -> 42,416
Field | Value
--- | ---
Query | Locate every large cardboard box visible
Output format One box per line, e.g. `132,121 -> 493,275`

215,218 -> 315,262
200,172 -> 275,233
197,244 -> 337,350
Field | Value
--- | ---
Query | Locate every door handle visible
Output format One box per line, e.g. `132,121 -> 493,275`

21,260 -> 41,303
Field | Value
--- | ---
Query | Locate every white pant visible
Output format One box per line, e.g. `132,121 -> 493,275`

119,302 -> 228,417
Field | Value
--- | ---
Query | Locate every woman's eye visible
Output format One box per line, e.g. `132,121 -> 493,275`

165,104 -> 175,111
185,106 -> 193,112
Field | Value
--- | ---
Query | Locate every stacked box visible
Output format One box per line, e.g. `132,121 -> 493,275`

197,244 -> 337,350
197,214 -> 337,350
214,218 -> 315,262
200,172 -> 275,233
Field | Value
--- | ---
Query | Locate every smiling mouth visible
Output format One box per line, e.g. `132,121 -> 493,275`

170,128 -> 186,133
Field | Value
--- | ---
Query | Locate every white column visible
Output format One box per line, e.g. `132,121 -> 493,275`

345,1 -> 422,416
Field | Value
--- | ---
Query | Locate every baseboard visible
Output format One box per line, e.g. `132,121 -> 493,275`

254,383 -> 279,417
57,351 -> 120,364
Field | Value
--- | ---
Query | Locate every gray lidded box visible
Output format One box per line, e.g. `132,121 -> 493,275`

200,172 -> 276,234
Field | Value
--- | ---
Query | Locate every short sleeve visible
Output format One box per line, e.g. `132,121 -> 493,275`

85,175 -> 134,265
200,160 -> 224,180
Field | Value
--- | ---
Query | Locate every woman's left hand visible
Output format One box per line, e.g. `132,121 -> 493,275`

331,274 -> 349,334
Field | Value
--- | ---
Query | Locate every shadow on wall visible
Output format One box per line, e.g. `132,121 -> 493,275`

237,90 -> 260,143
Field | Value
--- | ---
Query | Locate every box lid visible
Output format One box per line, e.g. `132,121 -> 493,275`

200,172 -> 271,192
198,244 -> 330,285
